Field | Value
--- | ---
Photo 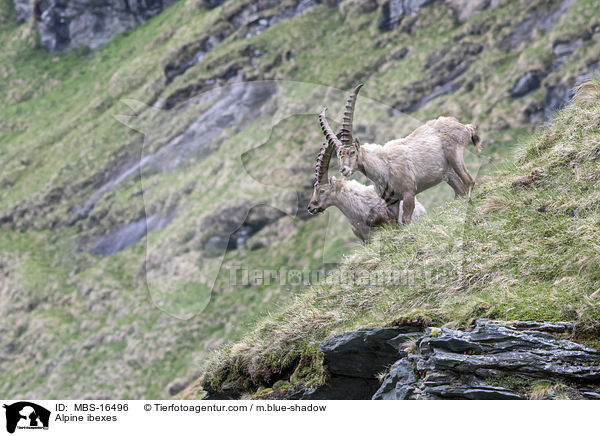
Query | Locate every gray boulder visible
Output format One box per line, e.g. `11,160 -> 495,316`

287,326 -> 423,400
373,319 -> 600,400
320,326 -> 422,379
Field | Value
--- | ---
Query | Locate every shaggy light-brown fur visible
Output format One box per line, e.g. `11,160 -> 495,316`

308,177 -> 426,242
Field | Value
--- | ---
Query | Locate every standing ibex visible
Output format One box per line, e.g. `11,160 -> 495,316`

320,84 -> 480,225
307,109 -> 426,242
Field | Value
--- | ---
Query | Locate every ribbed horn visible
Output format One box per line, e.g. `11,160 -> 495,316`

318,107 -> 342,150
316,108 -> 340,184
339,83 -> 363,148
315,142 -> 333,184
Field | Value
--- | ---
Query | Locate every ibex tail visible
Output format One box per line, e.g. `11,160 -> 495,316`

466,124 -> 481,152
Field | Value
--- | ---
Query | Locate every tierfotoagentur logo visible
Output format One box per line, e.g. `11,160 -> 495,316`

2,402 -> 50,434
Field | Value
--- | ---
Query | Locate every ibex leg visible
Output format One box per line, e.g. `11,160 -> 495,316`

446,170 -> 468,198
448,149 -> 475,196
401,192 -> 415,225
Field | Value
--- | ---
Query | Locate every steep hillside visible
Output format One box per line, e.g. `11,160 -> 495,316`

193,79 -> 600,400
1,0 -> 599,398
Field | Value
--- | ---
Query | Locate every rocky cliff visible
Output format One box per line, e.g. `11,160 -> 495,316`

373,320 -> 600,400
14,0 -> 180,51
203,320 -> 600,400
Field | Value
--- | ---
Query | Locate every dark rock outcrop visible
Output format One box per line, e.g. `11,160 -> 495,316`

373,319 -> 600,400
445,0 -> 491,23
201,0 -> 227,9
290,376 -> 380,400
394,41 -> 482,112
201,203 -> 287,254
501,0 -> 577,51
14,0 -> 31,22
164,36 -> 221,84
320,326 -> 421,378
291,326 -> 423,399
510,70 -> 545,98
18,0 -> 179,51
553,38 -> 583,61
544,83 -> 575,120
542,58 -> 600,121
162,0 -> 316,83
202,382 -> 240,400
379,0 -> 495,32
201,319 -> 599,400
379,0 -> 437,32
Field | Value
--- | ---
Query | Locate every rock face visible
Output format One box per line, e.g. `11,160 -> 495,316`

294,326 -> 422,400
200,203 -> 286,254
14,0 -> 31,22
210,319 -> 600,400
395,40 -> 483,112
542,58 -> 600,120
445,0 -> 491,23
70,82 -> 277,257
18,0 -> 179,51
282,320 -> 600,400
501,0 -> 577,51
320,327 -> 421,378
380,0 -> 435,31
544,84 -> 575,120
15,0 -> 319,53
162,0 -> 317,84
89,211 -> 176,256
373,320 -> 600,400
510,70 -> 544,98
379,0 -> 494,31
290,377 -> 381,400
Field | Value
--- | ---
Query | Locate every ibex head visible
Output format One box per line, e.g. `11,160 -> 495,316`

308,109 -> 339,215
308,177 -> 339,215
319,83 -> 363,177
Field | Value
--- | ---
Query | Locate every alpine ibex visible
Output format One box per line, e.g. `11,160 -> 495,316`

320,84 -> 480,225
307,109 -> 426,242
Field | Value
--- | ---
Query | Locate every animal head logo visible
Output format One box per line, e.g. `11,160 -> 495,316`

3,402 -> 50,434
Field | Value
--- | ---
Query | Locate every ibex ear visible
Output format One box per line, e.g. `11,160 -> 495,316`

329,176 -> 335,184
354,137 -> 360,149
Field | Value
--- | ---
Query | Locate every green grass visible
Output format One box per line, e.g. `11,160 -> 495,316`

193,80 -> 600,399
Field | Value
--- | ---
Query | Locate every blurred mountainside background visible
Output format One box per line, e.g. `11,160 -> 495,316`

0,0 -> 599,398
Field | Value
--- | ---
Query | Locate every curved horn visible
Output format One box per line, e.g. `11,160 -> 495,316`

318,107 -> 343,150
340,83 -> 363,148
315,129 -> 344,184
316,108 -> 340,184
315,142 -> 333,184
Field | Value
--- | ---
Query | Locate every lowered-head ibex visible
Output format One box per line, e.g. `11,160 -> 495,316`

307,109 -> 426,242
320,84 -> 480,225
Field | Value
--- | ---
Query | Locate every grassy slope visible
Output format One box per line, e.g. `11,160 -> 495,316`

194,80 -> 600,399
1,0 -> 599,398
